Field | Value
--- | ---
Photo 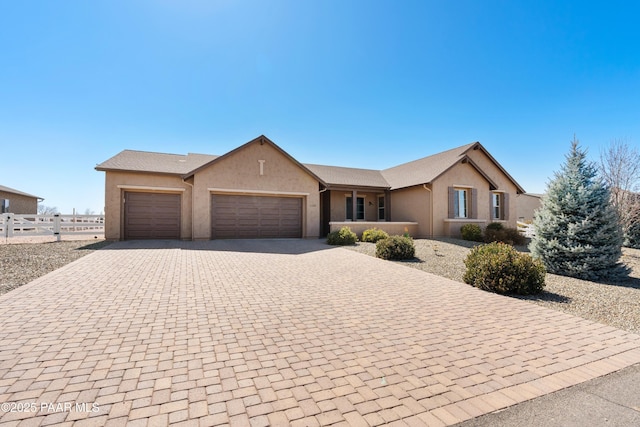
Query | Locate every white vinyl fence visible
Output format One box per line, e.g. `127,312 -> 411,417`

517,221 -> 536,238
1,213 -> 105,241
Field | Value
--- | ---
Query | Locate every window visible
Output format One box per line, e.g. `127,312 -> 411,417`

0,199 -> 8,214
492,193 -> 501,219
346,197 -> 365,220
492,192 -> 508,220
448,186 -> 477,219
378,196 -> 385,220
454,189 -> 468,218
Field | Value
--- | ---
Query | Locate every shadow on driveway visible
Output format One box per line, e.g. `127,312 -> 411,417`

100,238 -> 335,255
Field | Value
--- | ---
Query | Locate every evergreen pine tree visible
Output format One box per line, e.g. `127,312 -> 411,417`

530,137 -> 627,280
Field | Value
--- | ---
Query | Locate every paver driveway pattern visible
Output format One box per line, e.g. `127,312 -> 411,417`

0,239 -> 639,426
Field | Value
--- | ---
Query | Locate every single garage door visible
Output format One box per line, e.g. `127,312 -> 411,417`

124,192 -> 181,240
211,194 -> 302,239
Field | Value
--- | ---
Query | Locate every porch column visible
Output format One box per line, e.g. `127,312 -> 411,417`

352,190 -> 358,221
385,190 -> 391,221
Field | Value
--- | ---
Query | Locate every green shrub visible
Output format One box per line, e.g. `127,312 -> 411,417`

486,222 -> 504,231
503,227 -> 526,246
463,242 -> 545,295
361,228 -> 389,243
327,226 -> 357,245
375,235 -> 415,260
484,224 -> 526,246
460,224 -> 483,242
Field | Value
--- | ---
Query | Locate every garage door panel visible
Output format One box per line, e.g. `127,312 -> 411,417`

125,192 -> 181,240
211,194 -> 302,239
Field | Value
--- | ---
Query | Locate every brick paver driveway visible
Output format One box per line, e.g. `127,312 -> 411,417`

1,239 -> 639,426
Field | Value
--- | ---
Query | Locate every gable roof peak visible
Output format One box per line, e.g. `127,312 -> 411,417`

183,135 -> 326,184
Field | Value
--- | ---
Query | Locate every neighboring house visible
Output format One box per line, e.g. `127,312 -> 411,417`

0,185 -> 43,214
516,193 -> 543,222
96,135 -> 526,240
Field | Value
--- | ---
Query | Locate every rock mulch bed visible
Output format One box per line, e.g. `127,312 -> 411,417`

0,240 -> 111,296
345,238 -> 640,335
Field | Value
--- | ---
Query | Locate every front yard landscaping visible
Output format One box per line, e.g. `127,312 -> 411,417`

0,240 -> 111,295
345,238 -> 640,335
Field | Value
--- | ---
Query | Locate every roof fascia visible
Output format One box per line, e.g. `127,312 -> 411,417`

325,184 -> 390,192
94,167 -> 182,176
182,135 -> 327,185
391,155 -> 499,191
463,142 -> 526,194
0,187 -> 42,200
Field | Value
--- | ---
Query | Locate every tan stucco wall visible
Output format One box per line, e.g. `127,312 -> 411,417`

387,149 -> 521,238
0,191 -> 38,214
103,172 -> 192,240
431,157 -> 519,237
516,194 -> 542,222
192,141 -> 321,239
328,190 -> 385,222
388,186 -> 431,238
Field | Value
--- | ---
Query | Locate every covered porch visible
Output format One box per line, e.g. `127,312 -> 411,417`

320,186 -> 419,237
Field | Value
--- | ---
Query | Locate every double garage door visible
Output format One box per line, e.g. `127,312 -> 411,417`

124,192 -> 181,240
123,192 -> 302,240
211,194 -> 302,239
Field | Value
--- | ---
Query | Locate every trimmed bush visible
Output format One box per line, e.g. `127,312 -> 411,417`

375,235 -> 415,260
463,242 -> 545,295
327,226 -> 357,245
486,222 -> 504,231
503,227 -> 526,246
484,223 -> 526,246
361,228 -> 390,243
460,224 -> 483,242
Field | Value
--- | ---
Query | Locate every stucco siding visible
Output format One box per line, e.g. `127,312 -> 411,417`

466,148 -> 520,223
433,159 -> 518,237
328,190 -> 384,222
0,191 -> 38,214
388,186 -> 431,238
192,141 -> 320,239
516,194 -> 542,222
103,172 -> 191,240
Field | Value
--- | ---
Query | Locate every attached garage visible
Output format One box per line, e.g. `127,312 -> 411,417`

124,192 -> 181,240
211,194 -> 302,239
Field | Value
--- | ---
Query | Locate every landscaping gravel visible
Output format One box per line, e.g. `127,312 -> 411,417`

345,238 -> 640,335
0,240 -> 111,296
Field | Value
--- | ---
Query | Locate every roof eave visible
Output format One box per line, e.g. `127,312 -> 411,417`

463,142 -> 526,194
95,167 -> 184,176
182,135 -> 327,186
325,184 -> 391,191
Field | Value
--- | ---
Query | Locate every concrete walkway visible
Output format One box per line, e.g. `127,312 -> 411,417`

0,239 -> 639,426
453,362 -> 640,427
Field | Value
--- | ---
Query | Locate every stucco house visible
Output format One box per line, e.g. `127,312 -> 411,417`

0,185 -> 43,214
516,193 -> 543,222
96,135 -> 525,240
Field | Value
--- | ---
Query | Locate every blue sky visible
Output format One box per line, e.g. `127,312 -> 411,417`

1,1 -> 638,214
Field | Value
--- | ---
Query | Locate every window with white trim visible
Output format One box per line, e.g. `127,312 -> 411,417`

0,199 -> 9,214
492,193 -> 501,219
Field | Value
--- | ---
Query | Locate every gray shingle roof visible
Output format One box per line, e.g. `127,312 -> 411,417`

96,140 -> 524,193
95,150 -> 217,174
303,164 -> 390,188
0,185 -> 42,199
381,143 -> 477,190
